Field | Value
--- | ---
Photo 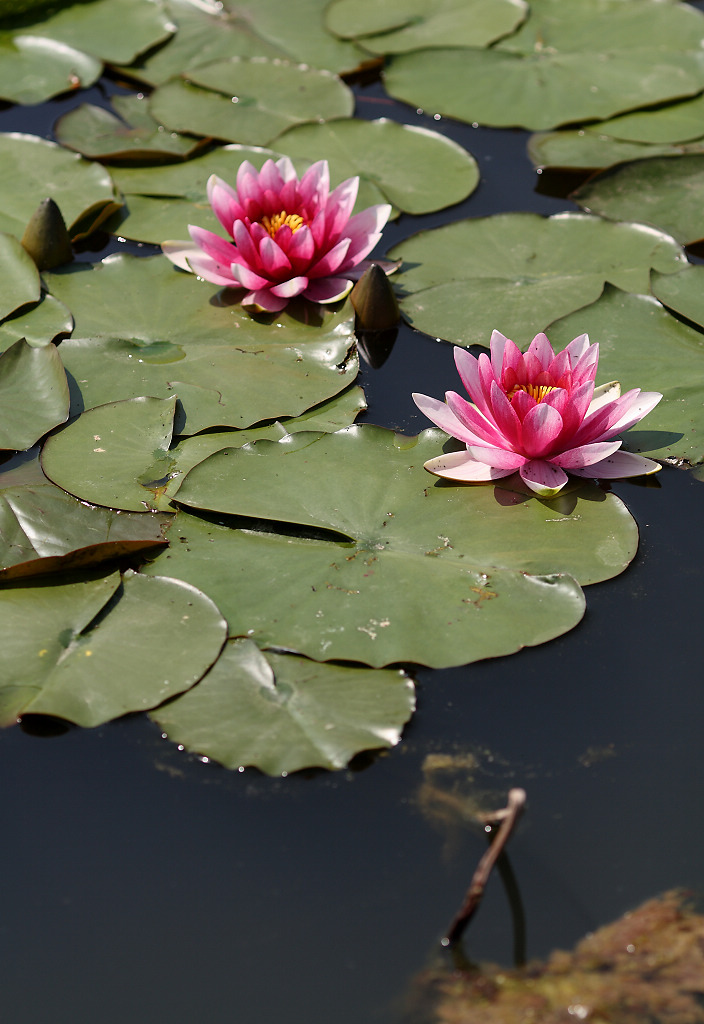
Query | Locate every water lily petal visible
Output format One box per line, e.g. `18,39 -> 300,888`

521,402 -> 563,458
586,380 -> 621,416
466,445 -> 527,470
424,451 -> 515,482
188,224 -> 237,266
232,219 -> 263,269
527,332 -> 555,370
571,451 -> 661,479
241,287 -> 289,313
270,276 -> 309,299
489,329 -> 510,379
298,160 -> 329,207
413,393 -> 496,446
303,276 -> 353,303
180,249 -> 239,287
229,262 -> 270,291
309,237 -> 351,278
489,380 -> 522,448
551,439 -> 622,469
325,177 -> 359,237
445,391 -> 510,446
162,240 -> 200,273
343,205 -> 392,265
207,175 -> 245,232
519,459 -> 568,497
259,235 -> 292,276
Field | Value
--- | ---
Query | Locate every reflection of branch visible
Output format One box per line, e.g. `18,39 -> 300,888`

443,788 -> 526,946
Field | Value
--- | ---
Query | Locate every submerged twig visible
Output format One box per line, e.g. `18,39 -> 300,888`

442,787 -> 526,946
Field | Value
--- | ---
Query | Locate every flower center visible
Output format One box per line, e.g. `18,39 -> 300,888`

260,211 -> 304,237
509,383 -> 558,403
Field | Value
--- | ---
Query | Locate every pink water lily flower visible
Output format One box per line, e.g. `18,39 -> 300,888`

413,330 -> 662,498
162,157 -> 392,314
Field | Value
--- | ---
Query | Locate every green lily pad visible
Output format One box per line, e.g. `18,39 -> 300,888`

384,0 -> 704,130
116,0 -> 289,87
20,0 -> 174,64
388,212 -> 685,347
276,118 -> 479,215
0,452 -> 169,579
651,263 -> 704,332
41,396 -> 178,513
0,569 -> 227,728
149,59 -> 353,147
0,339 -> 69,451
0,294 -> 73,352
573,155 -> 704,246
54,94 -> 208,163
141,425 -> 642,667
0,232 -> 40,321
44,254 -> 359,434
325,0 -> 527,53
40,384 -> 366,513
0,133 -> 121,240
108,143 -> 292,243
585,93 -> 704,146
527,130 -> 699,171
150,639 -> 415,775
548,286 -> 704,465
0,32 -> 101,104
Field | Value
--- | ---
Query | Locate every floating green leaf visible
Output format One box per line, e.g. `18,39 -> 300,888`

40,384 -> 366,513
44,254 -> 359,434
0,232 -> 40,321
326,0 -> 527,53
0,33 -> 101,104
0,339 -> 69,451
384,0 -> 704,130
148,59 -> 354,147
42,396 -> 178,512
528,130 -> 696,171
651,263 -> 704,332
139,425 -> 644,667
388,213 -> 685,346
55,95 -> 207,163
0,133 -> 121,240
0,294 -> 73,352
584,93 -> 704,146
276,118 -> 479,215
548,286 -> 704,465
0,453 -> 168,579
0,569 -> 227,728
20,0 -> 173,64
116,0 -> 288,86
573,155 -> 704,246
150,639 -> 415,775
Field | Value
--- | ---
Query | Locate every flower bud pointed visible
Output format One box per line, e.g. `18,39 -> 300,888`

350,263 -> 400,331
21,198 -> 73,271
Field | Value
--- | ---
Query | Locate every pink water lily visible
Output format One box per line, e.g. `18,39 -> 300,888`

413,330 -> 662,498
162,157 -> 392,314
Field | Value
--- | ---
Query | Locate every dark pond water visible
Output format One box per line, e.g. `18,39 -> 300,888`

1,69 -> 704,1024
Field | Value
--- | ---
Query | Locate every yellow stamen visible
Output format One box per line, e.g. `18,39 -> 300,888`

260,211 -> 304,237
509,383 -> 558,403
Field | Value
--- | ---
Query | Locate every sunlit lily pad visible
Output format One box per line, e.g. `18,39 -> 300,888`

326,0 -> 527,53
109,143 -> 291,243
0,133 -> 121,240
651,263 -> 704,332
528,130 -> 699,171
548,286 -> 704,465
149,59 -> 353,147
44,254 -> 359,434
0,32 -> 101,104
116,0 -> 288,86
150,639 -> 415,775
0,452 -> 168,579
40,385 -> 366,513
0,294 -> 73,352
389,213 -> 685,346
124,0 -> 364,86
139,425 -> 643,667
55,94 -> 207,163
0,339 -> 69,451
384,0 -> 704,130
573,155 -> 704,245
276,118 -> 479,215
0,569 -> 227,728
20,0 -> 173,64
0,232 -> 40,321
42,396 -> 178,513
